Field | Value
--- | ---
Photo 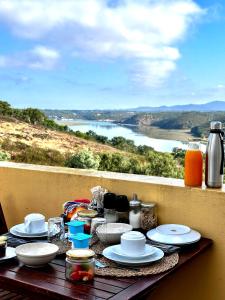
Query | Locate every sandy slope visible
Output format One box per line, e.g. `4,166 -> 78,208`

0,119 -> 118,154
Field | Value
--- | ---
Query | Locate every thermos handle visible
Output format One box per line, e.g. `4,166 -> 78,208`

219,132 -> 224,175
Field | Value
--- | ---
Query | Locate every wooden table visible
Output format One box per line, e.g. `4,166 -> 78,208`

0,238 -> 212,300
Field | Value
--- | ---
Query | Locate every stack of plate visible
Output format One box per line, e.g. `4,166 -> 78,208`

0,247 -> 16,262
10,223 -> 48,238
103,243 -> 164,266
147,224 -> 201,245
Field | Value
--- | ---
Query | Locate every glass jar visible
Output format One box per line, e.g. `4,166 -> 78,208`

140,203 -> 157,231
116,195 -> 129,223
129,194 -> 141,230
90,218 -> 106,235
104,208 -> 118,223
77,209 -> 98,234
103,193 -> 118,223
65,249 -> 95,282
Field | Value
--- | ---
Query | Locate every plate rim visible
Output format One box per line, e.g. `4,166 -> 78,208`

111,244 -> 155,259
10,226 -> 47,238
103,245 -> 164,265
147,228 -> 201,245
12,222 -> 48,235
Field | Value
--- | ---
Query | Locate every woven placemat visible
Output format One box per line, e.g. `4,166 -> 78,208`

92,241 -> 179,278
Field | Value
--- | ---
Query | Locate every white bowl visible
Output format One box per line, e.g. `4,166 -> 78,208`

96,223 -> 132,245
121,231 -> 146,256
16,242 -> 59,267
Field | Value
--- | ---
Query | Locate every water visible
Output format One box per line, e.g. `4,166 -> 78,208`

66,119 -> 191,152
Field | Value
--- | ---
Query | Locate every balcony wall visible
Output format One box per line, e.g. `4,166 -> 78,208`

0,162 -> 224,300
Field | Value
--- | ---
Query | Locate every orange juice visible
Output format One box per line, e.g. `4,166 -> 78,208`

184,145 -> 203,187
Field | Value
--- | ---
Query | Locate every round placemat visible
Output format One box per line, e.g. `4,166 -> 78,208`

92,242 -> 179,278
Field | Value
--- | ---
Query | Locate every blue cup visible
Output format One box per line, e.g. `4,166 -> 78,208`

69,233 -> 92,249
66,220 -> 85,234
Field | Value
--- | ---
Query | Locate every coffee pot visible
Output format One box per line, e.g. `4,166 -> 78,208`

205,121 -> 224,188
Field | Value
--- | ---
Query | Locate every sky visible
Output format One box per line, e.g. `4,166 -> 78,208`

0,0 -> 225,109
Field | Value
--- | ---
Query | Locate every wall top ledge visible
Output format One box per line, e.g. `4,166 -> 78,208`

0,161 -> 225,194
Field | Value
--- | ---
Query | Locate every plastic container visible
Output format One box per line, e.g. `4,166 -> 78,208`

66,220 -> 85,235
69,233 -> 92,249
184,143 -> 203,187
65,249 -> 95,282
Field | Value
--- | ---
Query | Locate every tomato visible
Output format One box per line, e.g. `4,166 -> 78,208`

70,271 -> 80,281
78,271 -> 94,281
73,264 -> 82,272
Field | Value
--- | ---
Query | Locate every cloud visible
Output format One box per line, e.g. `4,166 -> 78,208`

132,60 -> 176,87
0,0 -> 204,86
0,46 -> 60,70
217,84 -> 225,89
0,73 -> 31,85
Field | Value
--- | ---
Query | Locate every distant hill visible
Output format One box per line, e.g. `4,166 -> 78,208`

43,101 -> 225,121
130,101 -> 225,112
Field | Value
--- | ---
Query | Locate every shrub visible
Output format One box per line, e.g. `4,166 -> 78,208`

0,151 -> 10,161
13,145 -> 65,166
144,150 -> 183,178
65,149 -> 100,169
98,152 -> 131,173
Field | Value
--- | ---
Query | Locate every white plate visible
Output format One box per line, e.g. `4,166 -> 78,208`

147,225 -> 201,245
103,245 -> 164,266
0,247 -> 16,262
10,226 -> 47,238
13,223 -> 48,236
112,244 -> 155,259
156,224 -> 191,235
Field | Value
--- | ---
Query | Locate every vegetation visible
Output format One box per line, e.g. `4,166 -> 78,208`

0,100 -> 69,132
0,99 -> 186,179
0,151 -> 10,161
65,149 -> 100,169
65,148 -> 183,178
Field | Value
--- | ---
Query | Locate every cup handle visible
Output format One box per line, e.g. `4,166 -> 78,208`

25,220 -> 31,233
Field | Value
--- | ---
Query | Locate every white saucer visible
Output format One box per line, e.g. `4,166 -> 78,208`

112,244 -> 155,259
10,224 -> 48,238
0,247 -> 16,262
14,223 -> 48,235
147,224 -> 201,245
103,245 -> 164,266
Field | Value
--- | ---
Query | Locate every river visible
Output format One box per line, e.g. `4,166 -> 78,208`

64,119 -> 196,152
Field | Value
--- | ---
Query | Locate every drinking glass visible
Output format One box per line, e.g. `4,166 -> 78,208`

48,217 -> 67,254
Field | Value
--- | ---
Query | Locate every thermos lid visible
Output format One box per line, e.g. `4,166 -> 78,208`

210,121 -> 222,130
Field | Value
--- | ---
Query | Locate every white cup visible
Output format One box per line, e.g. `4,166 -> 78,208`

121,231 -> 146,256
24,213 -> 45,234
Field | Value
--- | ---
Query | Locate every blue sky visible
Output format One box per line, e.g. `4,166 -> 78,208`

0,0 -> 225,109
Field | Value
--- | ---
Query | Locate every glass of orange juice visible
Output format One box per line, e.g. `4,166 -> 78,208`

184,142 -> 203,187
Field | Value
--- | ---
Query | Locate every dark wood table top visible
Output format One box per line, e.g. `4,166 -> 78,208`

0,238 -> 212,300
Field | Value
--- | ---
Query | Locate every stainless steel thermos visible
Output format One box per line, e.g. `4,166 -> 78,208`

205,121 -> 224,188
